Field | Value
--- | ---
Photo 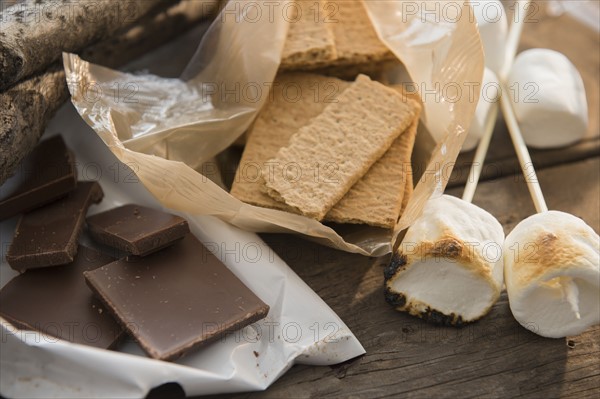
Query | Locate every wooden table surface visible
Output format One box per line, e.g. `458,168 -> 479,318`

196,5 -> 599,399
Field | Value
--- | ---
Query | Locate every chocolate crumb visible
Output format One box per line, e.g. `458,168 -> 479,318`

253,351 -> 259,358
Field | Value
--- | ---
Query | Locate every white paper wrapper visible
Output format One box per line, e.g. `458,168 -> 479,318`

0,105 -> 365,398
62,0 -> 484,256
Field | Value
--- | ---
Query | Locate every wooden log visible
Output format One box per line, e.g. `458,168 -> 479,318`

0,0 -> 218,185
0,0 -> 170,90
0,65 -> 69,185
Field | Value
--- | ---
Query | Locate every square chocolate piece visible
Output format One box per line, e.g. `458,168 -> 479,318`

84,234 -> 270,361
6,182 -> 104,271
0,135 -> 77,221
0,246 -> 124,349
86,205 -> 189,256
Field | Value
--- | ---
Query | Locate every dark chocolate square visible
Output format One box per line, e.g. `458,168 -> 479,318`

0,136 -> 77,221
84,234 -> 270,360
6,181 -> 104,271
86,205 -> 189,256
0,245 -> 124,349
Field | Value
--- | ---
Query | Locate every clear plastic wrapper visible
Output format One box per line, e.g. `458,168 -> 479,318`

62,0 -> 484,256
363,0 -> 484,236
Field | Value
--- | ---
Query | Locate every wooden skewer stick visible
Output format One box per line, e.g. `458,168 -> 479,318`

462,0 -> 532,204
500,83 -> 549,213
461,103 -> 498,203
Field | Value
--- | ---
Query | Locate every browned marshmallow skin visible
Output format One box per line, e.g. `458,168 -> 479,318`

6,182 -> 104,271
0,136 -> 77,221
86,205 -> 189,256
84,234 -> 270,361
0,245 -> 124,349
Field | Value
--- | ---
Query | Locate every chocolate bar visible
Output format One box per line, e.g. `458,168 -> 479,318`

84,234 -> 270,361
0,136 -> 77,220
6,182 -> 104,271
87,205 -> 189,256
0,246 -> 124,349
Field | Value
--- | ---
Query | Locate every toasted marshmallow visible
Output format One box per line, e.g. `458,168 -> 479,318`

472,0 -> 508,74
385,195 -> 504,325
508,49 -> 588,148
504,211 -> 600,338
463,68 -> 500,152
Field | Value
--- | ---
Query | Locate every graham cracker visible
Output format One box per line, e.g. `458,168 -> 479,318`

311,59 -> 399,81
281,0 -> 337,69
231,74 -> 420,227
281,0 -> 395,71
400,163 -> 414,215
323,113 -> 420,228
395,85 -> 418,219
328,0 -> 393,66
263,74 -> 418,220
230,73 -> 350,212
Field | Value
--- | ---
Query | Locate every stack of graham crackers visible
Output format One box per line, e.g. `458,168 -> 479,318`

230,1 -> 421,229
280,0 -> 396,78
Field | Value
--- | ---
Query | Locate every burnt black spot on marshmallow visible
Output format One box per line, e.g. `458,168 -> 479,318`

420,308 -> 464,327
431,238 -> 463,258
384,287 -> 406,308
384,252 -> 407,281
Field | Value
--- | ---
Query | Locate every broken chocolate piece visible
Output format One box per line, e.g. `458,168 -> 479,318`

6,182 -> 104,271
0,245 -> 124,349
0,136 -> 77,221
84,234 -> 270,361
87,205 -> 189,256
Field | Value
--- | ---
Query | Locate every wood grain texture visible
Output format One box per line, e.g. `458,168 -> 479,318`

0,0 -> 169,90
451,158 -> 600,236
0,0 -> 217,185
198,157 -> 599,399
0,66 -> 69,184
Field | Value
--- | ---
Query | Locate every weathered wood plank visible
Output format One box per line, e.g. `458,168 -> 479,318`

454,157 -> 600,235
449,123 -> 600,188
201,157 -> 600,399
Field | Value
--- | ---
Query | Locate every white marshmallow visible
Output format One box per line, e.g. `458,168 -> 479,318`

385,195 -> 505,324
472,0 -> 508,74
504,211 -> 600,338
507,49 -> 588,148
463,68 -> 500,152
